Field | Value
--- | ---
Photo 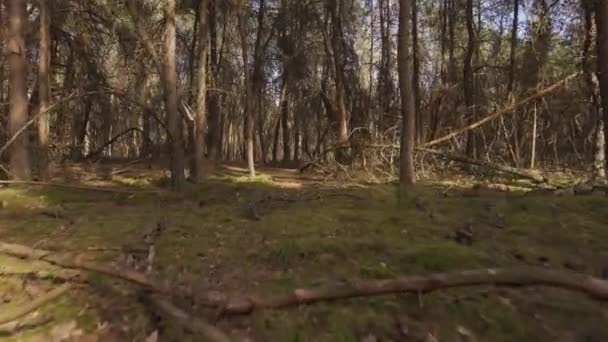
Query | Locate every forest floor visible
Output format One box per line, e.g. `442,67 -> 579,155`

0,161 -> 607,341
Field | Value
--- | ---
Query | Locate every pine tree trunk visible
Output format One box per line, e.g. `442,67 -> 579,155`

7,0 -> 31,180
164,0 -> 186,188
193,0 -> 209,183
38,0 -> 51,180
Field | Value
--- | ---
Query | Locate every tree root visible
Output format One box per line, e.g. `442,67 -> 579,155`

0,284 -> 72,326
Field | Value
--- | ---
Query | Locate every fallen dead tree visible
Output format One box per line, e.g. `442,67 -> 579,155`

2,240 -> 608,317
420,72 -> 579,148
417,147 -> 546,183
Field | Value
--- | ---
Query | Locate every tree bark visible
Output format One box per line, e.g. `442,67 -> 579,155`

38,0 -> 51,180
207,0 -> 222,162
164,0 -> 186,189
583,6 -> 605,179
507,0 -> 519,94
463,0 -> 476,159
238,0 -> 256,177
280,74 -> 291,163
329,0 -> 350,163
6,0 -> 30,180
192,0 -> 210,183
398,0 -> 416,188
596,1 -> 608,174
412,0 -> 422,143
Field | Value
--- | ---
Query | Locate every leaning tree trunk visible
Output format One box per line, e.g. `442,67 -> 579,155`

398,0 -> 416,188
38,0 -> 51,180
597,1 -> 608,175
164,0 -> 186,188
6,0 -> 31,180
192,0 -> 210,183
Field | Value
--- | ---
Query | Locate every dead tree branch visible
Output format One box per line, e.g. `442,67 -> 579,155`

421,73 -> 579,148
417,147 -> 546,183
3,241 -> 608,318
0,180 -> 163,194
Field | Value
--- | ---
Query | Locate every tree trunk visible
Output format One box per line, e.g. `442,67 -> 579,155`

238,0 -> 255,177
412,0 -> 421,144
164,0 -> 186,188
507,0 -> 519,95
398,0 -> 416,188
7,0 -> 30,180
207,0 -> 222,162
463,0 -> 476,159
329,0 -> 350,162
38,0 -> 51,180
583,5 -> 605,179
192,0 -> 209,183
280,75 -> 291,163
597,1 -> 608,175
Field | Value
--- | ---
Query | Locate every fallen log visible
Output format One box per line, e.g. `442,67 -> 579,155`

417,147 -> 546,183
2,241 -> 608,317
145,295 -> 232,342
202,267 -> 608,314
0,180 -> 162,194
0,242 -> 172,295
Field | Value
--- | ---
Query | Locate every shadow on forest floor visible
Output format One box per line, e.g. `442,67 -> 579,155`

0,160 -> 607,341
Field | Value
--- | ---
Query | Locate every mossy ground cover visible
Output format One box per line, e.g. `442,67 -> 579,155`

0,162 -> 607,341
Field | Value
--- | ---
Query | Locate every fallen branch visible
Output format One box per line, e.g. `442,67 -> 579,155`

417,147 -> 546,183
207,267 -> 608,314
420,73 -> 579,148
0,284 -> 72,325
3,241 -> 608,318
0,314 -> 51,336
0,180 -> 162,194
0,242 -> 172,295
145,295 -> 232,342
83,127 -> 148,160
